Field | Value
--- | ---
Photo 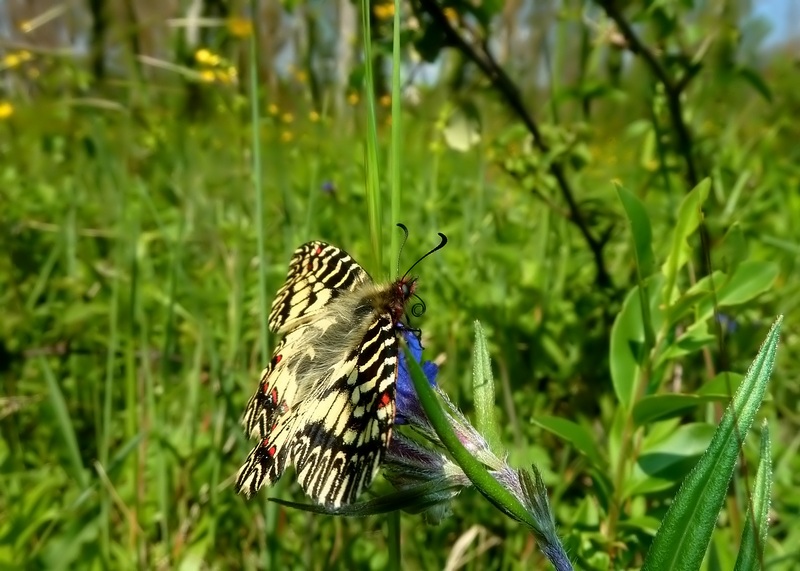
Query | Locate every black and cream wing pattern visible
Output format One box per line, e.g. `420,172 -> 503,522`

236,241 -> 416,508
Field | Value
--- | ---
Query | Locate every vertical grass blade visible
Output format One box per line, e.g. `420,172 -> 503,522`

642,316 -> 783,571
39,357 -> 89,489
389,0 -> 403,270
361,0 -> 382,270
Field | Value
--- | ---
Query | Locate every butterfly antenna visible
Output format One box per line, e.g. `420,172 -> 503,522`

410,293 -> 427,317
401,232 -> 448,280
396,223 -> 410,277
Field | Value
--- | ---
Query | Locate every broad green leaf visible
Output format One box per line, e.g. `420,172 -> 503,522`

642,316 -> 783,571
625,423 -> 715,498
697,372 -> 744,398
733,422 -> 772,571
661,178 -> 711,305
610,278 -> 663,409
472,321 -> 500,452
633,394 -> 723,426
708,260 -> 778,308
533,416 -> 604,468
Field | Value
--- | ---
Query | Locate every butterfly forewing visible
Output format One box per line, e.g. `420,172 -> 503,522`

238,240 -> 412,508
269,242 -> 368,333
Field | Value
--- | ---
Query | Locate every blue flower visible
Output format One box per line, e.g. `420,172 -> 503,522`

715,312 -> 738,333
396,325 -> 439,425
321,180 -> 336,194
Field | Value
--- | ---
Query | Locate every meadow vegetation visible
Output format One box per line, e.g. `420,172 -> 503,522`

1,1 -> 799,569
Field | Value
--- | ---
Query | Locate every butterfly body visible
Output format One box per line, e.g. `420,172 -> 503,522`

236,241 -> 417,508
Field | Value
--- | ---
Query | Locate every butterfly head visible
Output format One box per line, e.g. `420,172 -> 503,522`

390,276 -> 418,322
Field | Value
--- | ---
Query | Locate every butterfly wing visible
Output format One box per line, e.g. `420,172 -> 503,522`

242,242 -> 369,440
236,313 -> 398,508
269,241 -> 369,334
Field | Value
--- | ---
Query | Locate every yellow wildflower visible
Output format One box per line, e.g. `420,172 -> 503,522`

3,53 -> 21,68
268,103 -> 279,115
309,110 -> 320,122
280,131 -> 293,143
347,92 -> 359,105
281,112 -> 294,124
294,69 -> 307,83
227,17 -> 253,38
0,101 -> 13,119
379,94 -> 391,107
443,7 -> 458,24
19,50 -> 32,61
195,48 -> 212,64
199,69 -> 216,83
214,69 -> 232,84
373,3 -> 395,20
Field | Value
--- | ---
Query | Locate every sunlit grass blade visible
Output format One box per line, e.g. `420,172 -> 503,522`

642,316 -> 783,571
361,0 -> 382,270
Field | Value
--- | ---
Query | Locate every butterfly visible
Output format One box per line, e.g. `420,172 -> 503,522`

236,229 -> 447,508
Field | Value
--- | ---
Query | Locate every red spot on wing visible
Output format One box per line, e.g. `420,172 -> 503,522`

275,354 -> 282,364
267,445 -> 277,457
314,245 -> 323,255
270,387 -> 279,404
379,392 -> 391,407
261,381 -> 270,394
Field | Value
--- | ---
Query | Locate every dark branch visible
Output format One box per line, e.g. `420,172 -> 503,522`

416,0 -> 612,289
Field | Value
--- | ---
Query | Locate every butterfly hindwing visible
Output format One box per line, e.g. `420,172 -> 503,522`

291,314 -> 397,507
237,313 -> 398,508
269,241 -> 368,334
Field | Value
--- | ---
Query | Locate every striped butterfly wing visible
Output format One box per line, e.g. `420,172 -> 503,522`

269,241 -> 369,333
236,312 -> 399,508
242,242 -> 368,440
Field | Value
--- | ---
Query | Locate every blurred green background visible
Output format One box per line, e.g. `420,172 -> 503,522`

1,0 -> 799,569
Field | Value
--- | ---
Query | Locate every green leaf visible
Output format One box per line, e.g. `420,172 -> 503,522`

733,422 -> 772,571
655,320 -> 716,365
610,278 -> 663,409
661,178 -> 711,305
736,66 -> 773,103
625,423 -> 716,497
697,372 -> 744,398
533,416 -> 604,468
472,321 -> 501,452
642,316 -> 783,571
694,261 -> 778,322
633,394 -> 722,426
616,183 -> 655,279
714,260 -> 779,307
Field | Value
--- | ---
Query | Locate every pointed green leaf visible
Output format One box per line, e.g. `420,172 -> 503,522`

734,421 -> 772,571
616,184 -> 655,279
472,321 -> 501,452
533,416 -> 604,468
642,316 -> 783,571
661,178 -> 711,305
